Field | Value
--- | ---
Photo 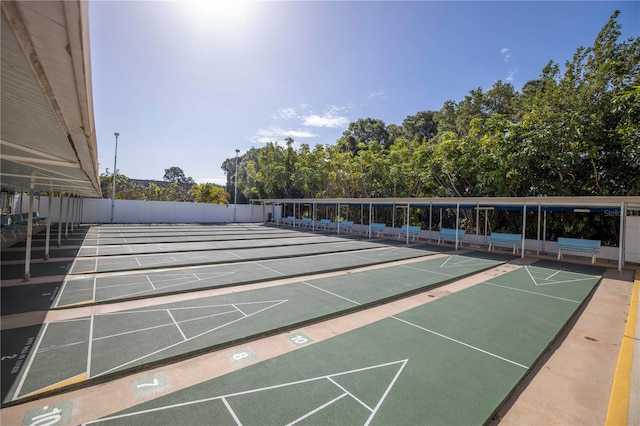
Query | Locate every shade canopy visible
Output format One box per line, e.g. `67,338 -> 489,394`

1,1 -> 101,197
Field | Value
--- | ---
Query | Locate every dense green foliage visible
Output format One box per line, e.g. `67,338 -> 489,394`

223,12 -> 639,202
99,170 -> 229,204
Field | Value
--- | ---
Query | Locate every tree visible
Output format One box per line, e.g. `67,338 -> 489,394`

189,183 -> 229,204
401,111 -> 438,142
337,118 -> 390,154
163,166 -> 194,184
225,11 -> 637,201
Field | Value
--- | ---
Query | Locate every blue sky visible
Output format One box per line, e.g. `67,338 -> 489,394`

90,1 -> 639,185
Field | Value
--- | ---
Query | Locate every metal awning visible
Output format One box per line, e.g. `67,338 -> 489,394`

1,1 -> 101,197
252,196 -> 640,210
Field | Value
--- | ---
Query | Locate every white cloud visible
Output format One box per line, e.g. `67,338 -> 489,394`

253,103 -> 350,143
302,114 -> 349,128
500,47 -> 512,63
275,107 -> 298,120
367,91 -> 387,100
251,126 -> 317,144
505,68 -> 517,82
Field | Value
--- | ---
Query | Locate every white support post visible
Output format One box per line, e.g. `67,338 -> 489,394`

618,201 -> 625,272
542,211 -> 547,254
368,202 -> 373,239
65,196 -> 71,239
521,202 -> 527,258
44,195 -> 52,260
57,193 -> 63,247
70,196 -> 75,233
24,190 -> 35,281
536,204 -> 541,256
428,204 -> 432,242
475,204 -> 480,247
455,203 -> 460,251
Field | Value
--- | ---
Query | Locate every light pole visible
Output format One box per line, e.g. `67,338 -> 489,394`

111,132 -> 119,223
234,149 -> 240,222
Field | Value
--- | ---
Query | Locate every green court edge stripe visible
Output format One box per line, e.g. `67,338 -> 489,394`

605,270 -> 639,425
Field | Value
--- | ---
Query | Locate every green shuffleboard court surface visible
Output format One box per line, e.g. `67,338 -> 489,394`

3,253 -> 505,403
83,261 -> 603,425
55,244 -> 453,307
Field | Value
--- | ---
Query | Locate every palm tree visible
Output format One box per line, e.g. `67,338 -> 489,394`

189,183 -> 230,204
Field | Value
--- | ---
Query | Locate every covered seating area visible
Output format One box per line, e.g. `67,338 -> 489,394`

1,1 -> 101,279
255,196 -> 640,272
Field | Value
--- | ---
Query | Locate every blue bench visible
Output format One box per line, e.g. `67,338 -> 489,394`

339,220 -> 355,233
488,233 -> 522,254
367,223 -> 386,237
10,214 -> 26,226
317,219 -> 333,230
1,215 -> 22,243
398,225 -> 421,241
557,237 -> 601,264
270,214 -> 282,223
438,228 -> 466,245
300,217 -> 313,228
283,216 -> 295,226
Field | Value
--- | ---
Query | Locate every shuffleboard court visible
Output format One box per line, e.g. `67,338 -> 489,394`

84,260 -> 603,425
77,235 -> 348,257
69,239 -> 414,274
81,224 -> 316,246
3,253 -> 505,403
54,245 -> 450,307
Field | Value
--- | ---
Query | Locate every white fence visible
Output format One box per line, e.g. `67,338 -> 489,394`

13,196 -> 273,224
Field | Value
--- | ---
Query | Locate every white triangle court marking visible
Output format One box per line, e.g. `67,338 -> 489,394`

524,265 -> 598,286
91,299 -> 288,378
99,271 -> 237,302
83,359 -> 408,426
439,255 -> 496,269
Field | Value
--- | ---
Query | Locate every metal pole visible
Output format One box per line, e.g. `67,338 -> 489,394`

234,149 -> 239,222
543,211 -> 547,254
405,204 -> 410,244
618,201 -> 625,272
368,202 -> 372,239
521,202 -> 527,258
44,194 -> 52,260
536,204 -> 541,256
111,132 -> 119,223
24,190 -> 34,281
455,203 -> 460,251
475,204 -> 480,247
57,193 -> 63,247
70,195 -> 75,233
428,204 -> 432,242
65,196 -> 70,239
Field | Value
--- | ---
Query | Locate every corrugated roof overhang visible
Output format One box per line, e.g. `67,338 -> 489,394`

1,1 -> 101,198
253,196 -> 640,211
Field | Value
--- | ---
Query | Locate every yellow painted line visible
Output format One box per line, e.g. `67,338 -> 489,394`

58,299 -> 94,308
19,372 -> 87,399
605,270 -> 639,426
